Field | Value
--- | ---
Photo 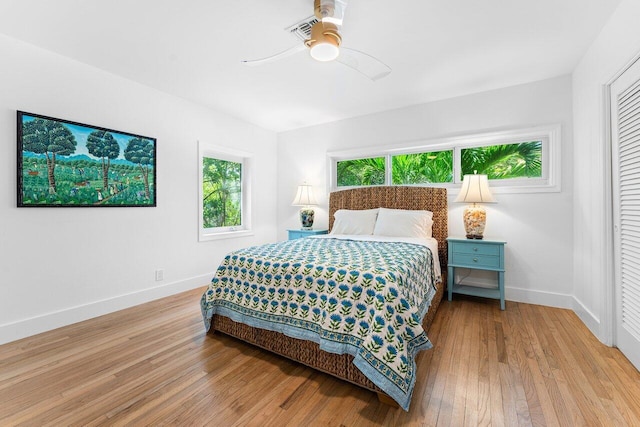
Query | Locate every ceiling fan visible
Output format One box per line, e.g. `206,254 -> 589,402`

241,0 -> 391,81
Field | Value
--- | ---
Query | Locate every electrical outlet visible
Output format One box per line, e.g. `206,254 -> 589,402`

155,269 -> 164,281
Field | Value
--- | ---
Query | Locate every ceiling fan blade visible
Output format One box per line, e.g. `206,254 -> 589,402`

241,44 -> 306,66
336,47 -> 391,81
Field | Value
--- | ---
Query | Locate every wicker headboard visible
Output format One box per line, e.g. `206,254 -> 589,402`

329,186 -> 448,270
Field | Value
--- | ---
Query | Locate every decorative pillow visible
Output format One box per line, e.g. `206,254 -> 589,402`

330,208 -> 379,235
373,207 -> 434,238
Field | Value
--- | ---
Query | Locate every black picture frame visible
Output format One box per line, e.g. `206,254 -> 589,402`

17,111 -> 156,207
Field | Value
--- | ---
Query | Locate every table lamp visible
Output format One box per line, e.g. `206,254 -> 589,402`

455,172 -> 496,239
292,183 -> 317,230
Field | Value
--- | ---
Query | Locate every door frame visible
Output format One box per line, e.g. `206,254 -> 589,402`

605,51 -> 640,349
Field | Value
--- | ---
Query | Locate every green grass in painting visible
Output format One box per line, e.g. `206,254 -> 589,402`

21,157 -> 154,206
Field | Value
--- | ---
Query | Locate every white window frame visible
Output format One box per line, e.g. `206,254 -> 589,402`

328,124 -> 561,195
198,141 -> 253,241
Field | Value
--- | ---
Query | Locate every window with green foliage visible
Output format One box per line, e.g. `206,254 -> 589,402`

460,141 -> 542,180
329,125 -> 560,193
337,157 -> 385,186
199,143 -> 252,241
202,157 -> 242,228
392,150 -> 453,184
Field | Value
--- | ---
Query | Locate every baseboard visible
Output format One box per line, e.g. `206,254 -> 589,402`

505,288 -> 609,344
572,296 -> 607,345
505,286 -> 574,309
0,273 -> 213,345
1,279 -> 609,347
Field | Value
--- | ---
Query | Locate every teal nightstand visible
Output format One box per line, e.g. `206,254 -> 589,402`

288,229 -> 328,240
447,237 -> 506,310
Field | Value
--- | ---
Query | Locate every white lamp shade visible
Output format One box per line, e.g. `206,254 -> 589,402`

292,184 -> 318,206
455,174 -> 496,203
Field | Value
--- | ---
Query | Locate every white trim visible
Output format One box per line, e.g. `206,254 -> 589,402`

602,81 -> 615,346
327,124 -> 561,194
573,295 -> 603,341
0,274 -> 212,345
198,141 -> 254,242
200,229 -> 254,241
505,286 -> 574,309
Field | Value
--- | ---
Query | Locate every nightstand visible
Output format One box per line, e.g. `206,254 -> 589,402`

288,229 -> 328,240
447,237 -> 506,310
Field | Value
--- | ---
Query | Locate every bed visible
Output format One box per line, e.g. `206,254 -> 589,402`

200,186 -> 448,410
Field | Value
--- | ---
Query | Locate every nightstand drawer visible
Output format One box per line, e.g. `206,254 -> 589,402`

451,253 -> 501,269
451,242 -> 500,256
288,229 -> 328,240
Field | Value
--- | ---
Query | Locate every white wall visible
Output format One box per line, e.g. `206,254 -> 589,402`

572,0 -> 640,344
277,76 -> 574,309
0,34 -> 278,344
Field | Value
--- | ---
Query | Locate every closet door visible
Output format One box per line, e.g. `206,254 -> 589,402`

612,57 -> 640,370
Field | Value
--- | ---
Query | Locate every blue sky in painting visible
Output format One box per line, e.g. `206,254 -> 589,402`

21,114 -> 153,161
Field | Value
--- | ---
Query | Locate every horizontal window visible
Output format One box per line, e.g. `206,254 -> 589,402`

337,157 -> 385,187
329,125 -> 560,194
392,150 -> 453,184
460,141 -> 542,180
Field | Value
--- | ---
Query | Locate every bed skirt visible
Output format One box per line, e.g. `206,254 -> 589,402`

209,276 -> 444,398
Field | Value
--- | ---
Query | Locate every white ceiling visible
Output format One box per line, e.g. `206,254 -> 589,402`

0,0 -> 621,132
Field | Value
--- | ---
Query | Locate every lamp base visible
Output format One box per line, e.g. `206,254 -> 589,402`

299,207 -> 315,230
463,204 -> 486,240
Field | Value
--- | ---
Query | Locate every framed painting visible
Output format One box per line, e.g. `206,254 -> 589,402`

17,111 -> 156,207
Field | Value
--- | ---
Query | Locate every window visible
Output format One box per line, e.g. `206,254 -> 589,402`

460,141 -> 542,180
202,157 -> 242,228
392,150 -> 453,184
336,157 -> 385,186
329,125 -> 560,194
199,143 -> 253,241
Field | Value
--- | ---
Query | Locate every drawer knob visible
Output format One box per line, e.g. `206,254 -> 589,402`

473,258 -> 478,262
473,247 -> 478,252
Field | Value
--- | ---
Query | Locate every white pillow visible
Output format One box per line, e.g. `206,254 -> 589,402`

330,208 -> 379,235
373,208 -> 434,238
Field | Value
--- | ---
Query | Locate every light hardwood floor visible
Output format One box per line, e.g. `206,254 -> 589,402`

1,287 -> 640,426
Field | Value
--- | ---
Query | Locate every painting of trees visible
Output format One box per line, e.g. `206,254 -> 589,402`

124,137 -> 155,200
18,111 -> 156,207
21,117 -> 77,194
86,130 -> 120,191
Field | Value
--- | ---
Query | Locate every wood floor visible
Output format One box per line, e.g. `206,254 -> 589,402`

1,288 -> 640,426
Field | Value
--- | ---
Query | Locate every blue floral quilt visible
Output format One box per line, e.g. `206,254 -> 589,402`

200,237 -> 438,410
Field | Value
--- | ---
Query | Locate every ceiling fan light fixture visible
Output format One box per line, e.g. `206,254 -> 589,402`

310,42 -> 340,61
306,21 -> 341,62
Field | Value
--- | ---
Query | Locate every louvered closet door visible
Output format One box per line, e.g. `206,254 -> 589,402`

612,57 -> 640,371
